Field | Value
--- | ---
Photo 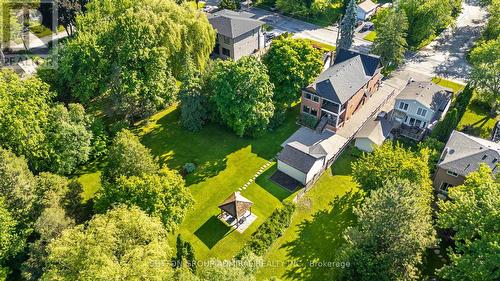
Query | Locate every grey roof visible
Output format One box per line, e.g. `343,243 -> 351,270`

397,81 -> 453,111
207,9 -> 264,38
277,143 -> 323,173
306,49 -> 381,104
356,114 -> 395,145
438,130 -> 500,176
357,0 -> 378,12
281,127 -> 335,147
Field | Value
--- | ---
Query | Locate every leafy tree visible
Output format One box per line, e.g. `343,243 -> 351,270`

484,0 -> 499,40
344,180 -> 436,280
55,0 -> 88,36
42,205 -> 173,280
469,38 -> 500,113
372,8 -> 408,68
437,165 -> 500,280
338,0 -> 356,50
180,74 -> 209,132
95,168 -> 194,231
417,137 -> 444,173
207,56 -> 275,137
263,34 -> 323,111
430,107 -> 459,142
351,142 -> 432,192
219,0 -> 241,10
174,235 -> 197,273
198,253 -> 263,281
0,198 -> 24,270
43,0 -> 216,121
103,129 -> 159,181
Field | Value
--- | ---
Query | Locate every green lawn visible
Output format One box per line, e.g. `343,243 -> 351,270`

29,24 -> 65,38
303,38 -> 336,52
363,31 -> 377,42
431,77 -> 465,94
133,105 -> 300,260
257,147 -> 363,280
457,94 -> 498,138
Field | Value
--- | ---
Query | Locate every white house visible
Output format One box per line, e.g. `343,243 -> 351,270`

392,81 -> 453,140
356,0 -> 379,20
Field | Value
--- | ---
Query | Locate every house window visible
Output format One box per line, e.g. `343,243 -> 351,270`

415,119 -> 422,127
417,108 -> 427,117
440,182 -> 453,193
446,170 -> 459,177
223,36 -> 230,44
312,96 -> 319,102
222,48 -> 230,57
305,93 -> 312,100
399,102 -> 409,111
311,108 -> 318,116
302,105 -> 310,114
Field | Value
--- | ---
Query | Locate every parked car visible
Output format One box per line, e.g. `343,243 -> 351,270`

203,5 -> 219,13
355,20 -> 363,28
360,22 -> 374,32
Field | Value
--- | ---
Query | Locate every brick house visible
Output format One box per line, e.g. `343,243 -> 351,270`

301,49 -> 383,132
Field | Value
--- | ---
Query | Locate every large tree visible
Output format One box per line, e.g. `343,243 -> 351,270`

351,142 -> 432,192
263,34 -> 323,111
372,8 -> 408,68
179,73 -> 210,132
344,180 -> 436,280
0,198 -> 25,274
43,0 -> 216,121
469,38 -> 500,113
103,129 -> 159,181
207,56 -> 275,137
55,0 -> 89,36
338,0 -> 356,50
94,168 -> 194,231
219,0 -> 241,10
437,165 -> 500,280
42,206 -> 173,280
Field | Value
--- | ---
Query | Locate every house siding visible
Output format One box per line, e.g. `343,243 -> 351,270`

232,27 -> 262,60
394,99 -> 435,128
432,167 -> 466,190
305,158 -> 325,183
277,160 -> 307,184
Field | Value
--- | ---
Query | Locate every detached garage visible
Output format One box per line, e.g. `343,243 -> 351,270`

276,142 -> 325,185
355,112 -> 394,152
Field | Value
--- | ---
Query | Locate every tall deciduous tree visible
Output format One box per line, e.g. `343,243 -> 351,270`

338,0 -> 356,50
437,165 -> 500,280
55,0 -> 88,36
372,8 -> 408,68
43,0 -> 216,121
42,206 -> 173,280
469,38 -> 500,113
94,168 -> 194,231
263,34 -> 323,112
103,129 -> 159,181
351,142 -> 432,192
207,56 -> 275,137
0,197 -> 25,273
344,180 -> 436,280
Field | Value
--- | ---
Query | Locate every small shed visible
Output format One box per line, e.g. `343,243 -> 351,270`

218,192 -> 253,220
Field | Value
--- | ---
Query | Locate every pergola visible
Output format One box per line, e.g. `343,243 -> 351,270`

218,192 -> 253,222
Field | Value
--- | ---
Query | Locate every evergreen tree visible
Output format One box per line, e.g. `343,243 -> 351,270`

338,0 -> 357,50
372,8 -> 408,68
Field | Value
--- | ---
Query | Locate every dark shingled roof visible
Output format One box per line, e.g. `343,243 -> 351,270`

277,143 -> 322,173
207,9 -> 264,39
218,192 -> 253,219
305,49 -> 382,104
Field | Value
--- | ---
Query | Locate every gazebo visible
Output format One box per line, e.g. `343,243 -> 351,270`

218,192 -> 253,225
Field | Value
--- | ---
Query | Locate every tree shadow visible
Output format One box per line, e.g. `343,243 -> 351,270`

194,216 -> 232,249
281,190 -> 364,281
330,147 -> 357,176
139,106 -> 300,186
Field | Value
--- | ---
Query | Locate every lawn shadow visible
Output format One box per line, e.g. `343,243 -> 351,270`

281,190 -> 364,281
194,216 -> 232,249
330,147 -> 358,176
255,164 -> 293,201
139,106 -> 300,186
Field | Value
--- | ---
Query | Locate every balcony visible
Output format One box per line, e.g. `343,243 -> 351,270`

321,100 -> 340,114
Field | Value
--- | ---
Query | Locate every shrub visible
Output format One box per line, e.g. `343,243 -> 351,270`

183,163 -> 196,174
240,202 -> 296,256
299,113 -> 318,129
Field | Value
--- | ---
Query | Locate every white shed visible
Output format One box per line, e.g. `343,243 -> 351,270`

356,0 -> 379,20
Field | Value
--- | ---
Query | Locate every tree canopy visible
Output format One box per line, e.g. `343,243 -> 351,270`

437,165 -> 500,280
43,0 -> 216,121
263,34 -> 323,111
338,0 -> 356,50
206,56 -> 275,137
469,38 -> 500,112
344,180 -> 436,280
372,8 -> 408,68
42,206 -> 173,280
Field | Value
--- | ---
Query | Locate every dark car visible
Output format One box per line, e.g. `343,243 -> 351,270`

360,22 -> 374,32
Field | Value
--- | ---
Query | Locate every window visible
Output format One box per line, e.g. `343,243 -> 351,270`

312,96 -> 319,102
302,105 -> 310,114
222,48 -> 230,57
311,109 -> 318,116
305,93 -> 312,100
415,119 -> 422,127
417,107 -> 427,117
446,170 -> 459,177
399,102 -> 409,111
440,182 -> 453,193
482,155 -> 488,160
223,36 -> 230,44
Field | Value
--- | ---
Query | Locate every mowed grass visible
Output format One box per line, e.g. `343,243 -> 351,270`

363,31 -> 377,42
256,148 -> 363,280
135,105 -> 300,259
431,77 -> 465,94
303,38 -> 336,52
457,93 -> 498,138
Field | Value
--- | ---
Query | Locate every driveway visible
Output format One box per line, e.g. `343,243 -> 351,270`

403,0 -> 488,83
